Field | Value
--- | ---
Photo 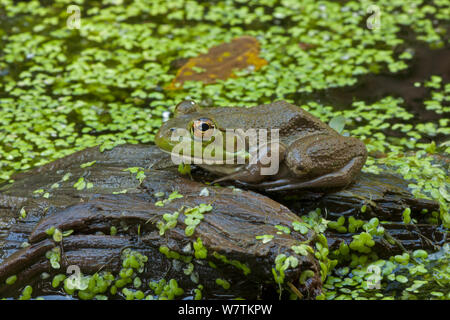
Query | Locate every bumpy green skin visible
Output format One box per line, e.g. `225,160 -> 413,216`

156,100 -> 367,191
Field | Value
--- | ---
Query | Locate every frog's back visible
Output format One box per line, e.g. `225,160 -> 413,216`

205,100 -> 332,137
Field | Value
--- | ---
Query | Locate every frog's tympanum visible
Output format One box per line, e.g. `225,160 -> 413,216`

155,100 -> 367,191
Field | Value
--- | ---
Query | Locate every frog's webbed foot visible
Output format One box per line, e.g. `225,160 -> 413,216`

264,156 -> 365,192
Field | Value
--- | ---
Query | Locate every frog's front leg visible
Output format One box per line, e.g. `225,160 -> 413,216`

264,134 -> 367,191
212,142 -> 286,184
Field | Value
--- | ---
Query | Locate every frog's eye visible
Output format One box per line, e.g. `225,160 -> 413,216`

191,118 -> 215,141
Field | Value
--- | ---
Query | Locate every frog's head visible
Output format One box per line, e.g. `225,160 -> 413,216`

155,100 -> 249,165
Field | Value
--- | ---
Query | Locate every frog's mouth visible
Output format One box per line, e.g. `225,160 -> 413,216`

160,144 -> 251,166
156,127 -> 252,166
156,147 -> 248,179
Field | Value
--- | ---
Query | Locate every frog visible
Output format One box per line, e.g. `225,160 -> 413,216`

155,100 -> 367,192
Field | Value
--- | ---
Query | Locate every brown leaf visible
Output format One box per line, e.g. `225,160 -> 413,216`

167,36 -> 267,90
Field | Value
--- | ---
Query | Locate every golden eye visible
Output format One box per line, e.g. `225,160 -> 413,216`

192,118 -> 215,141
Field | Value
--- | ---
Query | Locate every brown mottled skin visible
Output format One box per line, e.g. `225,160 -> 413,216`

155,100 -> 368,191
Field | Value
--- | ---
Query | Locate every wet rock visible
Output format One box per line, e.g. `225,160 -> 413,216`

0,144 -> 321,299
270,172 -> 445,256
0,144 -> 444,299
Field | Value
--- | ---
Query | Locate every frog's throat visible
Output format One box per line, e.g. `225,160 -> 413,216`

160,148 -> 251,165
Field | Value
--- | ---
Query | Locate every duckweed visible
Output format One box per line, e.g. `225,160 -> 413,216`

394,253 -> 410,265
123,167 -> 146,185
45,226 -> 56,236
178,163 -> 191,176
194,285 -> 203,300
149,279 -> 184,300
121,249 -> 148,272
272,254 -> 299,285
76,272 -> 115,300
212,252 -> 251,276
19,207 -> 26,219
5,275 -> 17,285
19,285 -> 32,300
110,226 -> 117,236
299,270 -> 315,285
52,250 -> 151,299
80,161 -> 96,168
193,237 -> 207,259
291,244 -> 314,257
155,191 -> 184,207
133,277 -> 142,289
183,203 -> 212,236
363,218 -> 384,236
0,0 -> 448,300
45,247 -> 61,269
215,278 -> 231,290
52,228 -> 63,242
413,250 -> 428,260
256,234 -> 274,243
292,221 -> 311,235
183,263 -> 194,276
275,225 -> 291,234
159,246 -> 192,264
328,216 -> 347,233
402,208 -> 412,224
52,274 -> 66,288
156,210 -> 180,236
349,232 -> 375,254
348,216 -> 365,233
73,177 -> 93,190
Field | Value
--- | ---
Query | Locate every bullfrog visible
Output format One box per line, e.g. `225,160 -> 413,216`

155,100 -> 367,191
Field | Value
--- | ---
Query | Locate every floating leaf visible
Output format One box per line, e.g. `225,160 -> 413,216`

329,116 -> 347,134
167,36 -> 267,89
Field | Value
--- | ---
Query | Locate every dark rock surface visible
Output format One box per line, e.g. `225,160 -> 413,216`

0,144 -> 321,299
